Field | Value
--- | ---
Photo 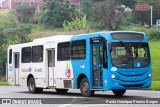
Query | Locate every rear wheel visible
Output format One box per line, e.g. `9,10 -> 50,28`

112,90 -> 126,96
55,88 -> 69,93
80,77 -> 94,97
28,77 -> 43,93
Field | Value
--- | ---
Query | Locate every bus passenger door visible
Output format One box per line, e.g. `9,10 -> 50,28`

47,49 -> 55,86
92,44 -> 103,88
14,53 -> 20,85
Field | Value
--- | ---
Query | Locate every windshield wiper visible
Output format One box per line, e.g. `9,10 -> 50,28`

119,41 -> 132,54
136,41 -> 142,49
119,41 -> 133,66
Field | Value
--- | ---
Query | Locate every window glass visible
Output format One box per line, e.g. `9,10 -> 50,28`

57,42 -> 70,61
15,54 -> 19,68
9,49 -> 12,64
71,40 -> 86,59
111,42 -> 150,68
32,45 -> 43,62
103,43 -> 108,68
22,47 -> 31,63
48,49 -> 55,67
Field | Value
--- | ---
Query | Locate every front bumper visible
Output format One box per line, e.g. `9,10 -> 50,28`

109,78 -> 151,90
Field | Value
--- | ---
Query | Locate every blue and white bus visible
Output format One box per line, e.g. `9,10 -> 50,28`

7,31 -> 152,97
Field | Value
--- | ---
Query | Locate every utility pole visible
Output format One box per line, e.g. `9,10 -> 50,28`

150,6 -> 153,26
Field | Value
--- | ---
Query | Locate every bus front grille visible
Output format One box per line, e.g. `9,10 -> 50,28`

120,83 -> 145,88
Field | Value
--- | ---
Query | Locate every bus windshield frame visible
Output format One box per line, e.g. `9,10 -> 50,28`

110,42 -> 150,68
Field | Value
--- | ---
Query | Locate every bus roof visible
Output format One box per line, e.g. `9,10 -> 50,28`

33,35 -> 73,42
9,35 -> 73,49
9,31 -> 147,49
71,31 -> 146,41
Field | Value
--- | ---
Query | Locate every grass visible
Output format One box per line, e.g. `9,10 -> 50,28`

149,41 -> 160,81
0,82 -> 10,86
149,81 -> 160,90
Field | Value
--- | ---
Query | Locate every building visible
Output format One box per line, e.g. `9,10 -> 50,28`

1,0 -> 80,10
70,0 -> 79,5
2,0 -> 45,11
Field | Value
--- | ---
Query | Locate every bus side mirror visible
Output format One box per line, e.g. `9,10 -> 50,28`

108,43 -> 112,52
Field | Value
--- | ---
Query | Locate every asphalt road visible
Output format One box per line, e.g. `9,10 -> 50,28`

0,86 -> 160,107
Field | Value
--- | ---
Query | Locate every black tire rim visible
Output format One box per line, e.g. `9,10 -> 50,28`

82,81 -> 89,94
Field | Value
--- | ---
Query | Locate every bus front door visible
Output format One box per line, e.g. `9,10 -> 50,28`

92,44 -> 103,88
14,53 -> 20,85
47,49 -> 55,87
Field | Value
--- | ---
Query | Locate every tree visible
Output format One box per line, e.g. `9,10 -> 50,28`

42,0 -> 75,28
118,0 -> 160,25
134,0 -> 160,25
63,15 -> 90,31
0,24 -> 31,75
117,0 -> 136,9
90,0 -> 127,30
14,3 -> 36,23
80,0 -> 106,18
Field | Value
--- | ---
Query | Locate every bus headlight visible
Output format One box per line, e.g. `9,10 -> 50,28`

111,75 -> 115,79
148,74 -> 151,77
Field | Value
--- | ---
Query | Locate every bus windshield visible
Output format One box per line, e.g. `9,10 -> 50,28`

110,42 -> 150,68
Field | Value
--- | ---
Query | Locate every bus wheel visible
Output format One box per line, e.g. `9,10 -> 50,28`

112,90 -> 126,96
28,77 -> 43,93
80,77 -> 94,97
55,88 -> 69,93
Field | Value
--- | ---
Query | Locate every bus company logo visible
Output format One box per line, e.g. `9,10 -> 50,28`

80,64 -> 85,69
65,62 -> 71,78
9,66 -> 13,71
28,67 -> 32,72
21,67 -> 32,72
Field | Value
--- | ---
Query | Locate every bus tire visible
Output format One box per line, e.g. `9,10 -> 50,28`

55,88 -> 69,93
28,77 -> 43,93
80,77 -> 94,97
112,90 -> 126,96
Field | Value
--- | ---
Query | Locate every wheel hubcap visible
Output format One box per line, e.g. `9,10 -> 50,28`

30,81 -> 34,91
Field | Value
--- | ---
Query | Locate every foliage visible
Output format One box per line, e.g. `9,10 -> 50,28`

79,0 -> 130,30
80,0 -> 105,17
37,9 -> 47,24
14,3 -> 36,23
63,16 -> 90,31
0,77 -> 6,82
90,0 -> 128,30
118,0 -> 160,25
117,0 -> 136,8
42,0 -> 75,28
120,26 -> 160,40
0,82 -> 10,86
0,24 -> 31,75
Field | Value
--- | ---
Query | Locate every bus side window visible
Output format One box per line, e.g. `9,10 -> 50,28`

32,45 -> 43,62
71,40 -> 86,60
9,49 -> 12,64
57,42 -> 70,61
103,43 -> 108,69
22,47 -> 31,63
